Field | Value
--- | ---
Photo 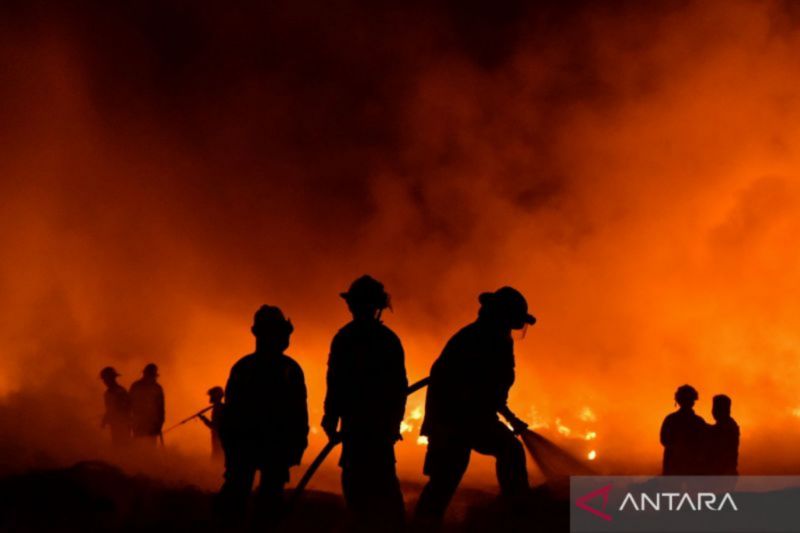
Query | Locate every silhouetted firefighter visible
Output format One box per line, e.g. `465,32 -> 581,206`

199,386 -> 225,461
217,305 -> 309,527
414,287 -> 535,523
322,275 -> 408,530
129,363 -> 165,445
708,394 -> 739,475
99,366 -> 131,446
660,384 -> 707,475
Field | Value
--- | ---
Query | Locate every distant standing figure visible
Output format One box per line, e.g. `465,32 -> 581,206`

217,305 -> 309,526
129,363 -> 165,444
199,386 -> 225,461
707,394 -> 739,475
322,275 -> 408,529
660,384 -> 708,475
415,287 -> 535,523
100,366 -> 131,445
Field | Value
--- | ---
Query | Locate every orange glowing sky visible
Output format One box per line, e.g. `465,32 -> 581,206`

3,0 -> 800,488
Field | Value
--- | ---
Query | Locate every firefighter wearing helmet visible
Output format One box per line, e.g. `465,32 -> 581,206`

199,386 -> 225,460
217,305 -> 309,526
415,287 -> 536,523
322,275 -> 408,529
129,363 -> 165,444
99,366 -> 131,446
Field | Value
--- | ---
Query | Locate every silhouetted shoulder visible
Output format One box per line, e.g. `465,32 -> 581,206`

376,322 -> 403,348
443,323 -> 479,348
280,354 -> 305,377
330,323 -> 353,348
440,321 -> 510,356
332,320 -> 402,346
230,353 -> 258,373
662,411 -> 679,425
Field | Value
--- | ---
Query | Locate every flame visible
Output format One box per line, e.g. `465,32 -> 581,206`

579,407 -> 597,423
588,450 -> 597,461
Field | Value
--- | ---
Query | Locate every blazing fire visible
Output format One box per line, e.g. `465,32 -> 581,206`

400,402 -> 600,467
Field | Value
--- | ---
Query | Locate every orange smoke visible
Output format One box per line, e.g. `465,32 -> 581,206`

2,0 -> 800,489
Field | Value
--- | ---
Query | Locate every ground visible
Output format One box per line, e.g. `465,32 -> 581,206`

0,461 -> 569,532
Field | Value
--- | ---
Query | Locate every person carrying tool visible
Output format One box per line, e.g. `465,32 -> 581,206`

415,287 -> 535,523
100,366 -> 131,446
199,386 -> 225,461
217,305 -> 309,527
322,275 -> 408,530
129,363 -> 166,445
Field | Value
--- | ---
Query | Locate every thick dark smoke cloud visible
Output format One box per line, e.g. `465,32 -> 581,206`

3,0 -> 800,479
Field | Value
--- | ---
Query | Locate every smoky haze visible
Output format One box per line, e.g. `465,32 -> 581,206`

2,0 -> 800,485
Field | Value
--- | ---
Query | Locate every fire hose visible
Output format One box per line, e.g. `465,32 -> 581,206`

289,375 -> 595,505
162,405 -> 214,434
289,377 -> 429,506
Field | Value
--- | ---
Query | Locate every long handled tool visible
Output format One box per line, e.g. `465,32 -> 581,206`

289,377 -> 430,505
163,405 -> 213,434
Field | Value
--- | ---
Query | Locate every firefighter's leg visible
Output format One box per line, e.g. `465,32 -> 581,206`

414,439 -> 471,522
341,464 -> 369,518
254,464 -> 288,528
340,440 -> 405,530
473,422 -> 529,501
216,449 -> 257,525
377,459 -> 406,528
365,444 -> 405,528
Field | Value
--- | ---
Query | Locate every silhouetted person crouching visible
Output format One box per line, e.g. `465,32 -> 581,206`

100,366 -> 131,446
322,275 -> 408,530
129,363 -> 165,445
707,394 -> 739,475
218,305 -> 309,527
415,287 -> 535,523
660,384 -> 707,475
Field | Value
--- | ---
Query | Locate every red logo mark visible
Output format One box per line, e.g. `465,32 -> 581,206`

576,483 -> 613,521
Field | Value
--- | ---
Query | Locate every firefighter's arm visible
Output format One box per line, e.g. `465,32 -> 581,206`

392,335 -> 409,439
321,338 -> 342,441
157,388 -> 166,427
659,418 -> 670,446
497,341 -> 528,433
198,414 -> 213,428
499,405 -> 528,434
290,364 -> 310,465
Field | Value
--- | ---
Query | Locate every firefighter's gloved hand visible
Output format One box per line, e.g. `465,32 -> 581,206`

508,416 -> 529,435
321,414 -> 341,442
